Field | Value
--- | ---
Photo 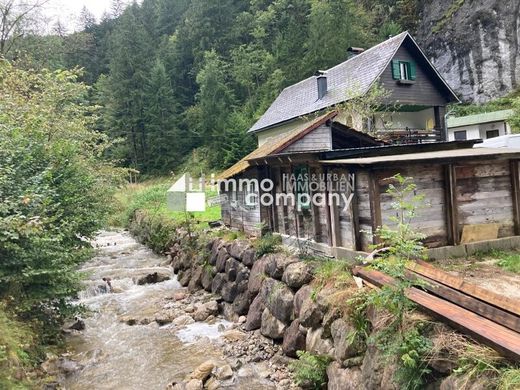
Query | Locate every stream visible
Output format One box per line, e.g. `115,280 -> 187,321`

61,230 -> 276,390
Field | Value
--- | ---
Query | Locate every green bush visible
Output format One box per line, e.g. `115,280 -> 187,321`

0,61 -> 121,342
290,351 -> 331,389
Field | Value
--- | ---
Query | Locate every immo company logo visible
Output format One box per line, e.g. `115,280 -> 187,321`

166,172 -> 356,213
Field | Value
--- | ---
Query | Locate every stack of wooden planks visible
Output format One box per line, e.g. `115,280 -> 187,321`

353,260 -> 520,361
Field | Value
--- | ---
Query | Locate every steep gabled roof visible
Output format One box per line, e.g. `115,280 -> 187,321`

218,112 -> 337,179
249,32 -> 459,133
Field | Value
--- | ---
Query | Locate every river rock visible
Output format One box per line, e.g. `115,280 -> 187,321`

244,293 -> 265,331
260,308 -> 286,340
264,254 -> 299,280
235,263 -> 250,284
327,362 -> 361,390
265,281 -> 294,324
439,373 -> 493,390
216,248 -> 229,272
187,360 -> 215,382
201,267 -> 216,292
172,314 -> 195,326
225,258 -> 241,282
222,329 -> 248,342
211,273 -> 227,295
178,269 -> 192,287
215,364 -> 233,380
137,271 -> 171,285
248,256 -> 269,296
188,266 -> 203,293
282,319 -> 307,358
204,377 -> 221,390
231,292 -> 251,315
229,240 -> 250,260
58,357 -> 82,376
306,327 -> 335,358
69,318 -> 85,331
282,262 -> 312,288
241,249 -> 256,267
185,379 -> 203,390
193,301 -> 219,322
331,318 -> 363,361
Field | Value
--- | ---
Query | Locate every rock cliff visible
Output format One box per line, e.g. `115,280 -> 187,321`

416,0 -> 520,102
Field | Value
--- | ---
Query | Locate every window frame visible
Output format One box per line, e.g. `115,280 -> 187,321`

454,130 -> 467,141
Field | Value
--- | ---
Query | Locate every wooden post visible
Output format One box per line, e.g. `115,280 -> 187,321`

510,160 -> 520,235
444,164 -> 459,245
326,167 -> 341,247
368,171 -> 382,245
350,172 -> 361,251
277,167 -> 288,235
310,165 -> 321,242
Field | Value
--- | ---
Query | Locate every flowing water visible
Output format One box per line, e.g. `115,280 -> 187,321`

61,230 -> 274,390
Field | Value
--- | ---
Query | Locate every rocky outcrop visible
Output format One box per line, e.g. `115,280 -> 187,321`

416,0 -> 520,102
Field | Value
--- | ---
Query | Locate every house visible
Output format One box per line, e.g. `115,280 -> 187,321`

447,109 -> 514,141
218,32 -> 520,258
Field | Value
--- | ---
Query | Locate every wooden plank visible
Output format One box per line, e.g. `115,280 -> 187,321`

510,160 -> 520,235
353,267 -> 520,360
407,271 -> 520,333
444,164 -> 459,245
368,171 -> 382,245
460,223 -> 499,243
408,261 -> 520,317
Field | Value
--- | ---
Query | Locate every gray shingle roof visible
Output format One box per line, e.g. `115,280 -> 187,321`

249,32 -> 409,133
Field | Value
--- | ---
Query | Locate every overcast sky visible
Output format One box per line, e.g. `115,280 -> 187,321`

41,0 -> 129,32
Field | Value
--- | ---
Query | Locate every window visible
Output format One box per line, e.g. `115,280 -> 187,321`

486,129 -> 499,139
454,130 -> 467,141
243,181 -> 258,210
392,59 -> 416,81
293,165 -> 310,211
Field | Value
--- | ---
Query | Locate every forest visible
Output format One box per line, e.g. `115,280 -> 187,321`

4,0 -> 420,174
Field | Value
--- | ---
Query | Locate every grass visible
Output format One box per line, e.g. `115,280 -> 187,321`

110,177 -> 221,229
495,252 -> 520,274
0,305 -> 35,389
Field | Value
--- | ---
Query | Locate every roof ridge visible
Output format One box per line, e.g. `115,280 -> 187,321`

280,31 -> 409,94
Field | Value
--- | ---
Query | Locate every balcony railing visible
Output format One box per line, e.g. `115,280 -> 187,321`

375,127 -> 443,144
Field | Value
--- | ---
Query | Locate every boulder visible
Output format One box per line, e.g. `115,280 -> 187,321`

235,264 -> 250,285
201,267 -> 216,292
209,239 -> 222,265
241,249 -> 256,267
215,364 -> 233,380
172,315 -> 195,326
221,282 -> 238,303
225,258 -> 241,282
188,266 -> 203,293
186,360 -> 215,382
178,269 -> 192,287
185,379 -> 202,390
327,362 -> 362,390
294,284 -> 311,318
215,248 -> 229,272
439,374 -> 493,390
306,327 -> 335,358
193,301 -> 219,322
282,319 -> 307,358
264,254 -> 299,280
299,291 -> 326,329
231,292 -> 251,316
244,293 -> 265,331
248,256 -> 269,296
330,318 -> 363,361
229,240 -> 250,260
265,281 -> 294,324
260,308 -> 286,340
360,344 -> 399,390
137,271 -> 171,285
282,262 -> 312,289
211,273 -> 227,295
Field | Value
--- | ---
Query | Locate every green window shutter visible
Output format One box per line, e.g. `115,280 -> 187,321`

391,59 -> 400,80
408,61 -> 416,80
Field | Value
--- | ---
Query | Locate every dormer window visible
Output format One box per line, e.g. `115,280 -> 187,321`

392,59 -> 416,82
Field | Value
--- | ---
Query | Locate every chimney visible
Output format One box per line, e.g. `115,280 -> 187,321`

347,47 -> 365,59
316,70 -> 327,100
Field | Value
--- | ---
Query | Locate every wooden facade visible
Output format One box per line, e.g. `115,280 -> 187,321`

222,148 -> 520,255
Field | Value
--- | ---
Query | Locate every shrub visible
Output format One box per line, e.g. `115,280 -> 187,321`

254,232 -> 282,257
290,351 -> 331,389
